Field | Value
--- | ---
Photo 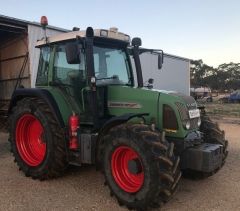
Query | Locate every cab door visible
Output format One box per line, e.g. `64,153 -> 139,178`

51,43 -> 93,123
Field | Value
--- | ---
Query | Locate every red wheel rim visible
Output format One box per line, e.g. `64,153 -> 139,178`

111,146 -> 144,193
16,114 -> 46,166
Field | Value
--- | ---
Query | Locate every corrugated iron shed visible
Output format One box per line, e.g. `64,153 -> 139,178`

0,15 -> 68,124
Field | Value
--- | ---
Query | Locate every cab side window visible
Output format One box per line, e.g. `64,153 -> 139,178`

36,46 -> 50,86
53,44 -> 86,85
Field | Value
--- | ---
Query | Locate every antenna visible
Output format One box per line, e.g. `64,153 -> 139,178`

40,16 -> 48,43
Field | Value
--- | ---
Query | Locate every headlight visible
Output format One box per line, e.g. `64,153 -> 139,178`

197,118 -> 201,127
100,30 -> 108,37
185,121 -> 191,130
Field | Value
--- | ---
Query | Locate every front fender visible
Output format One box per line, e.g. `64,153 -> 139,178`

96,112 -> 149,168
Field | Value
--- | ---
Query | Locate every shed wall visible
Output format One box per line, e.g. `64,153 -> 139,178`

28,24 -> 66,87
132,53 -> 190,95
0,35 -> 30,101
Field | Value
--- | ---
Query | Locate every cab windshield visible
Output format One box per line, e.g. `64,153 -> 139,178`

93,46 -> 132,86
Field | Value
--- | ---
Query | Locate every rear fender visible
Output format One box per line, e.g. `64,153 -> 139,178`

8,88 -> 65,128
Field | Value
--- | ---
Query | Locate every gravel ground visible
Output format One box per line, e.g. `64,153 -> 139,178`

0,122 -> 239,211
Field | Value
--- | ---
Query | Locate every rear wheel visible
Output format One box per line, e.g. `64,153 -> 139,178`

102,124 -> 181,210
16,114 -> 46,166
8,97 -> 68,180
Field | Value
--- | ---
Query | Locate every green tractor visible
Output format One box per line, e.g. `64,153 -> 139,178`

8,23 -> 227,210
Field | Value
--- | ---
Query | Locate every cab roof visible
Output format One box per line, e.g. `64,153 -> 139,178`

36,27 -> 130,47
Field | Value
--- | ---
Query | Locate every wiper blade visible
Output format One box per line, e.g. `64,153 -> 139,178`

96,76 -> 118,80
49,81 -> 73,87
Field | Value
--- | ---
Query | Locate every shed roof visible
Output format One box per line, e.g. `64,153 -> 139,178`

0,14 -> 68,32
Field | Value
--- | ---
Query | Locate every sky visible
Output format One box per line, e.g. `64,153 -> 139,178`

0,0 -> 239,67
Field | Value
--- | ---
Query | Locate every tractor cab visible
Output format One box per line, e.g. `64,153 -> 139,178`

35,27 -> 163,128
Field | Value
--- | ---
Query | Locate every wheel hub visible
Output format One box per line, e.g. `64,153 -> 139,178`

128,159 -> 142,174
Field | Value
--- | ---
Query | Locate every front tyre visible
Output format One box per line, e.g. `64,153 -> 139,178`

102,124 -> 181,210
183,110 -> 228,179
111,146 -> 144,193
200,112 -> 228,163
8,97 -> 68,180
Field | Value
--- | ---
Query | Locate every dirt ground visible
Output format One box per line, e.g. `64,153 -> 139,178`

0,122 -> 239,211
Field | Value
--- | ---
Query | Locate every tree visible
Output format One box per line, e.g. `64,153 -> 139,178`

218,63 -> 240,90
190,60 -> 240,91
190,60 -> 215,87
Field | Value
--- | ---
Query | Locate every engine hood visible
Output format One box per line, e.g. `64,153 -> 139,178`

150,88 -> 197,110
168,92 -> 197,110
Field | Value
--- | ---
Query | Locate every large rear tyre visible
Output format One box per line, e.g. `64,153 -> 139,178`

102,124 -> 181,210
8,97 -> 68,180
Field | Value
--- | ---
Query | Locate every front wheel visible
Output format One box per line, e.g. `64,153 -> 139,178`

102,124 -> 181,210
200,113 -> 228,163
183,111 -> 228,179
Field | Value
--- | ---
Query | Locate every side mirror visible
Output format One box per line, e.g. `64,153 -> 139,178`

65,43 -> 81,64
158,53 -> 163,69
132,37 -> 142,47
